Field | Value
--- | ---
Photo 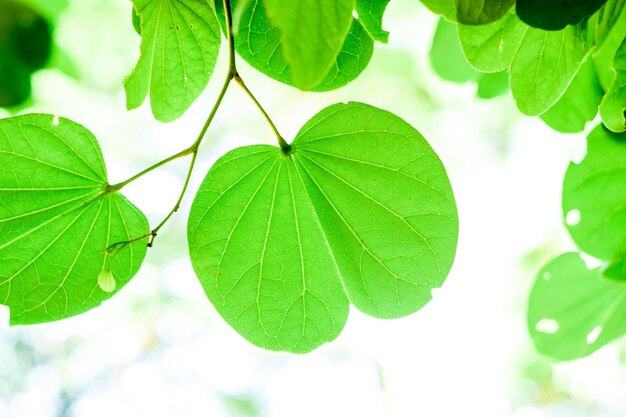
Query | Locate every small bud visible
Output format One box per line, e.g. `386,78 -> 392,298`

98,269 -> 116,293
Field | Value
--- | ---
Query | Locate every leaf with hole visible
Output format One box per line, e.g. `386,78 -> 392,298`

600,38 -> 626,132
263,0 -> 355,90
516,0 -> 609,31
124,0 -> 221,122
0,114 -> 149,325
563,125 -> 626,261
528,252 -> 626,360
187,102 -> 458,353
215,0 -> 374,92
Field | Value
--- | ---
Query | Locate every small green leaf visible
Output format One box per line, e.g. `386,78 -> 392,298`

458,9 -> 527,73
124,0 -> 221,123
215,0 -> 374,92
131,6 -> 142,36
455,0 -> 514,25
600,38 -> 626,132
563,125 -> 626,261
540,59 -> 603,133
0,114 -> 149,324
528,252 -> 626,361
430,18 -> 476,83
476,71 -> 509,99
188,102 -> 458,352
263,0 -> 355,90
356,0 -> 390,43
593,5 -> 626,91
516,0 -> 608,31
510,23 -> 589,116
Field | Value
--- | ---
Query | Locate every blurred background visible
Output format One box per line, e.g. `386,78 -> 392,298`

1,0 -> 626,416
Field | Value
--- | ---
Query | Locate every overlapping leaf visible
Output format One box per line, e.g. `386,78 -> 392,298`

215,0 -> 376,91
516,0 -> 608,31
188,102 -> 458,352
419,0 -> 513,25
125,0 -> 221,122
600,38 -> 626,132
0,114 -> 149,324
528,252 -> 626,361
263,0 -> 355,89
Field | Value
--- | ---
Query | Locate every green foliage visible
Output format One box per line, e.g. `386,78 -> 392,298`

0,0 -> 51,107
124,0 -> 221,122
528,253 -> 626,361
419,0 -> 513,25
356,0 -> 390,43
263,0 -> 354,89
187,102 -> 458,352
0,114 -> 149,325
600,38 -> 626,132
516,0 -> 608,31
214,0 -> 376,92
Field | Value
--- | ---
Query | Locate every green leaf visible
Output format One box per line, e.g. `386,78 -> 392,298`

458,9 -> 527,73
600,38 -> 626,132
263,0 -> 355,90
430,18 -> 476,83
476,71 -> 509,99
595,0 -> 626,48
528,252 -> 626,360
188,102 -> 458,352
0,114 -> 149,325
516,0 -> 608,31
124,0 -> 221,123
593,5 -> 626,91
563,125 -> 626,261
356,0 -> 390,43
510,23 -> 589,116
455,0 -> 514,25
215,0 -> 374,92
131,6 -> 142,36
540,59 -> 603,133
419,0 -> 513,25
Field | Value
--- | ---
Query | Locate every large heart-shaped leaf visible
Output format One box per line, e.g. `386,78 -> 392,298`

0,114 -> 149,324
125,0 -> 221,122
563,125 -> 626,262
214,0 -> 375,92
528,252 -> 626,360
188,102 -> 458,352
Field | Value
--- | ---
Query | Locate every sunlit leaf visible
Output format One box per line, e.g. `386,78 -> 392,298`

356,0 -> 390,43
528,252 -> 626,361
563,125 -> 626,261
263,0 -> 355,89
516,0 -> 608,31
600,38 -> 626,132
188,102 -> 458,352
541,59 -> 603,133
0,114 -> 149,325
124,0 -> 221,122
476,71 -> 509,99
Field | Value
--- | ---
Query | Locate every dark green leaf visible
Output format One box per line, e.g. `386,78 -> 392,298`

563,125 -> 626,260
528,252 -> 626,360
125,0 -> 222,123
516,0 -> 608,31
541,59 -> 603,133
215,0 -> 374,92
264,0 -> 355,89
188,102 -> 458,352
600,38 -> 626,132
356,0 -> 390,43
0,114 -> 149,325
455,0 -> 514,25
595,0 -> 626,48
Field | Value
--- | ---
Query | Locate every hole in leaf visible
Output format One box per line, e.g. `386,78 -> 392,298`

586,326 -> 602,344
535,318 -> 559,334
565,209 -> 581,227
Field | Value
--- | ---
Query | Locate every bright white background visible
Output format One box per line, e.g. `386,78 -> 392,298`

2,0 -> 626,416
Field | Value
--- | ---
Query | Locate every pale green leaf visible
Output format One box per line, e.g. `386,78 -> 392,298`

600,38 -> 626,132
516,0 -> 608,31
0,114 -> 149,325
541,59 -> 603,133
188,102 -> 458,352
263,0 -> 355,90
528,252 -> 626,361
476,71 -> 509,98
356,0 -> 390,43
124,0 -> 221,123
215,0 -> 374,92
430,18 -> 476,83
510,23 -> 589,116
458,9 -> 527,73
563,125 -> 626,261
